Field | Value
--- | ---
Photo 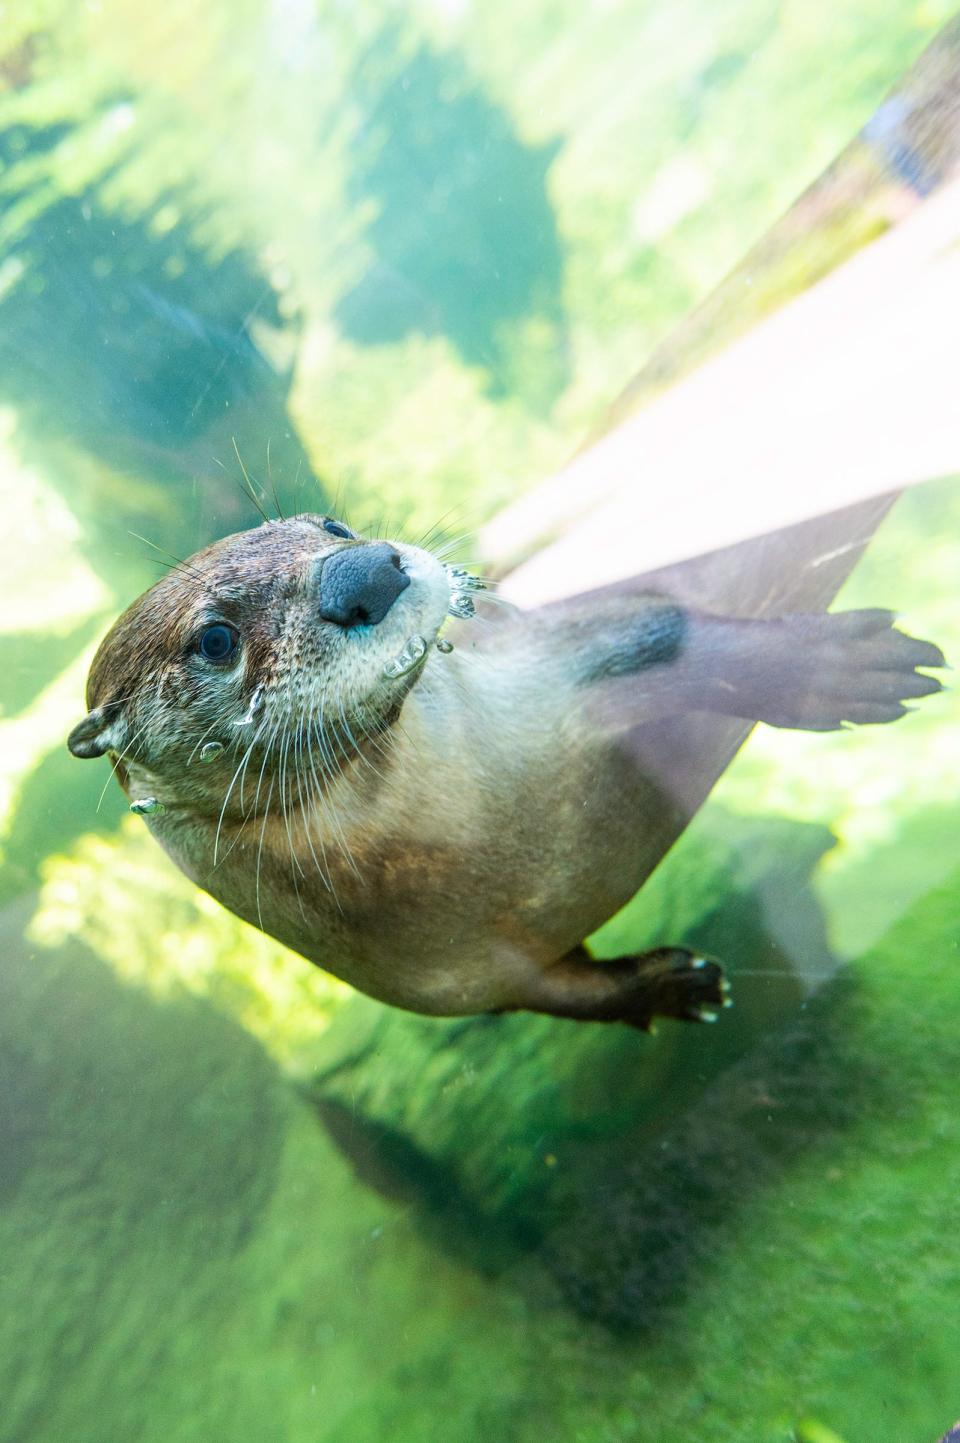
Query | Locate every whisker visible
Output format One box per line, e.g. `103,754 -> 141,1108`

279,722 -> 308,922
473,590 -> 519,614
265,438 -> 286,522
254,773 -> 275,930
279,721 -> 306,881
430,534 -> 478,565
296,702 -> 335,894
129,531 -> 208,587
312,684 -> 361,881
231,438 -> 271,524
213,713 -> 270,866
336,693 -> 386,781
96,718 -> 150,811
416,505 -> 472,552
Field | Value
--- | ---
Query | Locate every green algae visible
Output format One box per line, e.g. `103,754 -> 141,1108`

3,863 -> 960,1443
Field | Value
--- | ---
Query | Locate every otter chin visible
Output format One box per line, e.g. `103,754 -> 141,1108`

68,512 -> 946,1029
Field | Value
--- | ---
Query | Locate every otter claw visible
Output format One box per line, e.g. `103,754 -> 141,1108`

618,947 -> 732,1028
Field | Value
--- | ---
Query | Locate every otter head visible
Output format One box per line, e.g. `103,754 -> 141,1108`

67,515 -> 460,810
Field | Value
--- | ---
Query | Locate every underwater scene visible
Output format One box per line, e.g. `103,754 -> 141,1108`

2,2 -> 960,1440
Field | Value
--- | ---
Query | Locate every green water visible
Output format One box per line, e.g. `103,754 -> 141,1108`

2,4 -> 960,1441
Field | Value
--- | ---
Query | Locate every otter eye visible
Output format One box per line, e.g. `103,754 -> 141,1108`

198,623 -> 239,663
323,518 -> 354,540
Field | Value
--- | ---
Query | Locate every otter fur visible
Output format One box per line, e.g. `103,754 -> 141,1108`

67,514 -> 945,1028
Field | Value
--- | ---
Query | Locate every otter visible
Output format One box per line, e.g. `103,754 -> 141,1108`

67,514 -> 945,1028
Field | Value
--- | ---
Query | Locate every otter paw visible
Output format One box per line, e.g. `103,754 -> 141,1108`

620,946 -> 731,1031
764,610 -> 946,731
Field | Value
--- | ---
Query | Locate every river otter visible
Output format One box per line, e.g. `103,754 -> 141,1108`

67,514 -> 945,1027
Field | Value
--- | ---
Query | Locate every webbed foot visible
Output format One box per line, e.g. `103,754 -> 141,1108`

516,944 -> 731,1029
755,609 -> 946,731
609,946 -> 731,1031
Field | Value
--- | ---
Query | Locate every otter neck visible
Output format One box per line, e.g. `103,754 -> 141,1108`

123,695 -> 405,823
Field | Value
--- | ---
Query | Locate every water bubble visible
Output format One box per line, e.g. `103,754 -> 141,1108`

444,564 -> 485,621
382,634 -> 428,679
436,638 -> 454,654
446,566 -> 486,593
200,741 -> 225,763
130,797 -> 165,816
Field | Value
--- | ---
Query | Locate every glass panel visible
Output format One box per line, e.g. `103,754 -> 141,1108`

2,5 -> 958,1442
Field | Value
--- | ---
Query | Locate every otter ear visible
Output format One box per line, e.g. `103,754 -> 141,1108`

67,706 -> 129,760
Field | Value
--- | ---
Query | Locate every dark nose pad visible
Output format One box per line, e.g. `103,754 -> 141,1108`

318,542 -> 410,627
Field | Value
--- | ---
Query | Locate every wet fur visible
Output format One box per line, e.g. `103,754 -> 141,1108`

68,515 -> 946,1026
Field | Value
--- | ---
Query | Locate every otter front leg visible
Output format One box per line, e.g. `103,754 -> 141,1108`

579,600 -> 945,732
508,945 -> 730,1030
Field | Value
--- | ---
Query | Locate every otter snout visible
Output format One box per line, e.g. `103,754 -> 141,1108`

318,542 -> 411,627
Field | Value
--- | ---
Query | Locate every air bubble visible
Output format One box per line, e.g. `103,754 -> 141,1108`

445,564 -> 485,621
130,797 -> 165,816
382,634 -> 428,679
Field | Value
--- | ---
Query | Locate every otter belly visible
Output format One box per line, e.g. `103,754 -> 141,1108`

154,726 -> 675,1017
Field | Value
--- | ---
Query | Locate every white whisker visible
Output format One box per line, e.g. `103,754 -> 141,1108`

97,718 -> 150,811
254,773 -> 275,931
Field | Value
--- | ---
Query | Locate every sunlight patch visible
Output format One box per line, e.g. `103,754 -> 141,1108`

27,816 -> 349,1070
0,409 -> 110,634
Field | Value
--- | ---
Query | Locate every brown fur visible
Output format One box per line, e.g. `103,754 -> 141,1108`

67,515 -> 945,1027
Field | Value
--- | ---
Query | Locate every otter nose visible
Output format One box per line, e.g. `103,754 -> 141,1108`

318,542 -> 410,627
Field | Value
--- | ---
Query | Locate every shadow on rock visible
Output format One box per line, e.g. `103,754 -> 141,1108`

335,27 -> 568,407
540,966 -> 880,1331
304,812 -> 882,1328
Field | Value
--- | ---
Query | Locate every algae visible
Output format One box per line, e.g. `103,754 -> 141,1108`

3,865 -> 960,1443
